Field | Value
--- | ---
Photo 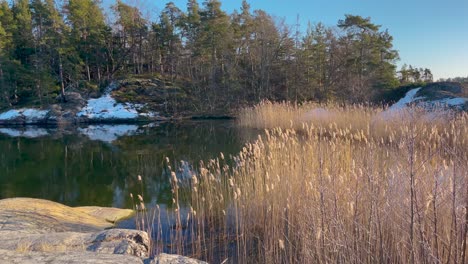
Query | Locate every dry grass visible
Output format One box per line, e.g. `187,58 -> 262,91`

15,241 -> 32,253
238,101 -> 380,131
136,102 -> 468,263
35,242 -> 70,253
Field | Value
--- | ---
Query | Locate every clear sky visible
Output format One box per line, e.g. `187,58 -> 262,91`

111,0 -> 468,80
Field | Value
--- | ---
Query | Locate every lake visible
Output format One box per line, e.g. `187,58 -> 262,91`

0,121 -> 258,210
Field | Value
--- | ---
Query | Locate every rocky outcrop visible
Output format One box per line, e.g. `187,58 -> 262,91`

0,250 -> 208,264
0,249 -> 145,264
0,77 -> 234,126
0,81 -> 163,126
0,198 -> 146,258
0,198 -> 206,263
0,229 -> 149,257
0,198 -> 134,233
150,254 -> 208,264
47,92 -> 88,125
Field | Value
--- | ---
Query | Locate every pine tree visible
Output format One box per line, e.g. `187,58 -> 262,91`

0,1 -> 17,104
11,0 -> 36,103
66,0 -> 107,81
159,2 -> 182,79
338,15 -> 398,101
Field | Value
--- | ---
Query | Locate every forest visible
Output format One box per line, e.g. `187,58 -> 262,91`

0,0 -> 433,112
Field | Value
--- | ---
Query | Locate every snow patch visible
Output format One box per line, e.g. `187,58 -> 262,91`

436,97 -> 466,106
378,88 -> 422,119
139,112 -> 158,118
0,108 -> 49,122
388,87 -> 421,111
23,109 -> 49,122
77,82 -> 158,120
78,124 -> 139,143
378,87 -> 467,121
0,110 -> 21,120
77,94 -> 139,119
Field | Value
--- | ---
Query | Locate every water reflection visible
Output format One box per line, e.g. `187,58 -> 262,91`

0,127 -> 51,138
78,124 -> 140,143
0,121 -> 258,208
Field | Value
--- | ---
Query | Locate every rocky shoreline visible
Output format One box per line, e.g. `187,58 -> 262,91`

0,79 -> 236,126
0,89 -> 167,126
0,198 -> 205,264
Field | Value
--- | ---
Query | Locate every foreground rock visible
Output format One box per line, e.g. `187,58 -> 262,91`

0,229 -> 149,257
150,254 -> 207,264
0,250 -> 206,264
0,198 -> 146,257
0,198 -> 206,263
0,249 -> 145,264
0,198 -> 134,233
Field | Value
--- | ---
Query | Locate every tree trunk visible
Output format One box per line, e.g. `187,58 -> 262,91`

59,56 -> 66,103
86,63 -> 91,81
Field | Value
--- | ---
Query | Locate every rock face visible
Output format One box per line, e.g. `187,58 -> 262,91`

0,249 -> 145,264
0,198 -> 207,264
0,198 -> 134,233
0,250 -> 208,264
0,198 -> 147,258
150,254 -> 208,264
0,229 -> 149,257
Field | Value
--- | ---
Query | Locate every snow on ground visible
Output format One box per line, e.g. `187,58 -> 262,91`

384,87 -> 466,112
77,83 -> 157,120
387,87 -> 422,111
0,127 -> 50,138
22,109 -> 49,122
0,108 -> 49,122
378,87 -> 467,121
378,88 -> 422,119
78,124 -> 139,143
0,110 -> 20,120
436,97 -> 466,106
77,94 -> 140,119
0,82 -> 158,122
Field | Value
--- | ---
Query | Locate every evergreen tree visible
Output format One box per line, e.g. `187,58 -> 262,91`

0,1 -> 419,110
338,15 -> 398,101
11,0 -> 36,102
300,22 -> 330,101
159,2 -> 182,78
66,0 -> 107,81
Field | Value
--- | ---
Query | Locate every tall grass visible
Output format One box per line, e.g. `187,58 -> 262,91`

136,102 -> 467,263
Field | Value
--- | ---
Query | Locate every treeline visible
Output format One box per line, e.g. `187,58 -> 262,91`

439,76 -> 468,83
398,64 -> 433,84
0,0 -> 428,111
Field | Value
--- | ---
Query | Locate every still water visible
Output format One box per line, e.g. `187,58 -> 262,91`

0,121 -> 258,209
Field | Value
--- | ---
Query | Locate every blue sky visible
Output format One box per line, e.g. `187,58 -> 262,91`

109,0 -> 468,80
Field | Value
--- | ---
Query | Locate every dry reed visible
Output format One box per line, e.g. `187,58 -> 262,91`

135,102 -> 467,263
